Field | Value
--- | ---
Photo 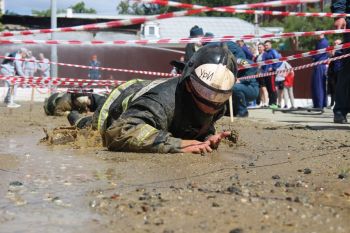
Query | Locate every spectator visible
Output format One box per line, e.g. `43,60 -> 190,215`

262,40 -> 282,107
88,54 -> 101,80
225,41 -> 259,117
283,62 -> 296,109
254,43 -> 269,107
331,1 -> 350,123
311,32 -> 329,109
275,61 -> 294,108
236,40 -> 254,60
170,56 -> 185,75
23,51 -> 37,77
1,48 -> 27,108
184,25 -> 204,62
232,59 -> 259,117
327,39 -> 343,108
37,53 -> 50,78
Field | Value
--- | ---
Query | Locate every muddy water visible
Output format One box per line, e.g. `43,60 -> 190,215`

0,130 -> 253,233
0,103 -> 350,233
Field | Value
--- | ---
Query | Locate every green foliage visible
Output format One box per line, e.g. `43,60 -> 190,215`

32,1 -> 96,17
117,0 -> 169,15
32,9 -> 51,17
262,6 -> 339,50
71,1 -> 96,14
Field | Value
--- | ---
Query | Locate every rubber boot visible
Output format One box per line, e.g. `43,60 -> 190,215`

67,111 -> 81,126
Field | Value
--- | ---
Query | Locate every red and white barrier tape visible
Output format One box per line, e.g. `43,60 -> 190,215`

2,39 -> 348,72
0,75 -> 125,87
137,0 -> 320,10
139,0 -> 348,19
138,0 -> 338,18
2,29 -> 350,46
239,53 -> 350,81
4,52 -> 350,88
240,42 -> 350,69
0,56 -> 176,77
0,9 -> 210,38
0,0 -> 319,38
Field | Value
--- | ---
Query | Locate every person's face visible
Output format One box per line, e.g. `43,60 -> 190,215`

264,42 -> 272,50
92,55 -> 97,61
237,41 -> 244,47
334,39 -> 342,46
20,52 -> 27,59
258,44 -> 265,53
316,34 -> 324,40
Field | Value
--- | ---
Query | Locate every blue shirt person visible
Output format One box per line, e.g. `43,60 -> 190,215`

237,40 -> 254,60
261,40 -> 282,106
311,34 -> 329,108
88,55 -> 101,80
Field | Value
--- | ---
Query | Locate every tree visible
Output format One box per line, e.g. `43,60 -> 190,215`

32,1 -> 96,17
117,0 -> 169,15
71,1 -> 97,14
262,5 -> 336,51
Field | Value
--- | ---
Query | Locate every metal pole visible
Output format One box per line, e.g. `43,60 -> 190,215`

254,13 -> 259,37
50,0 -> 58,93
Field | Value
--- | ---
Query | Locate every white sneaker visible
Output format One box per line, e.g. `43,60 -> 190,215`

7,103 -> 21,108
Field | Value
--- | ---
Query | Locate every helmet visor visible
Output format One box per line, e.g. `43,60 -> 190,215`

189,63 -> 235,103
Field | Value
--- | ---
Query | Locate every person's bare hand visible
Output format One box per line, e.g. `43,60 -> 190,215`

334,18 -> 346,29
181,140 -> 212,154
206,131 -> 231,149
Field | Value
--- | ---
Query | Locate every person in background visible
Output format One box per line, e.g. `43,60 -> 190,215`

170,56 -> 185,75
184,25 -> 204,62
311,32 -> 329,109
37,53 -> 50,78
331,1 -> 350,123
283,62 -> 296,109
262,40 -> 282,107
275,61 -> 294,108
236,40 -> 254,60
0,48 -> 28,108
232,59 -> 259,117
23,51 -> 37,77
254,43 -> 269,107
225,41 -> 259,117
88,54 -> 101,80
327,39 -> 343,108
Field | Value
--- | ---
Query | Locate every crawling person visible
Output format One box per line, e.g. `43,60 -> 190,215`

68,43 -> 237,154
44,89 -> 107,116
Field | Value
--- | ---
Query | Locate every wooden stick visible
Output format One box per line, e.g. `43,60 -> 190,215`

30,88 -> 35,112
229,96 -> 234,123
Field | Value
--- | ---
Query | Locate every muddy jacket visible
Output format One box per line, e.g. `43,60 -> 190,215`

44,93 -> 74,116
93,78 -> 226,153
44,92 -> 106,116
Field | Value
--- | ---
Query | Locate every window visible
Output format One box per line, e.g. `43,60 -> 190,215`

148,26 -> 155,35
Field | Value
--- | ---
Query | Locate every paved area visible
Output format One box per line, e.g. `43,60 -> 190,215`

248,107 -> 350,130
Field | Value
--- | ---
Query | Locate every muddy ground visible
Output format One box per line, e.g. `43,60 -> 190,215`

0,102 -> 349,233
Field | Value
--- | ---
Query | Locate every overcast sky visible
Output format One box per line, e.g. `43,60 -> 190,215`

5,0 -> 122,15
